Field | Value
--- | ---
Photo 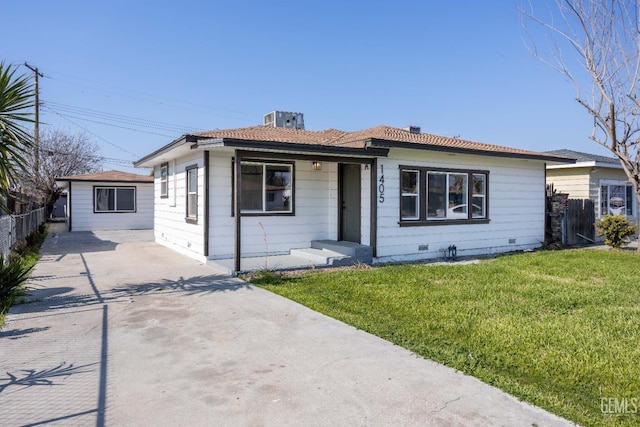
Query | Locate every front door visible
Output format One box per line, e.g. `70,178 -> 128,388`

340,163 -> 361,243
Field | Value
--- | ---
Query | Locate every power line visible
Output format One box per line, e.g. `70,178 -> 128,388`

45,101 -> 203,134
42,105 -> 140,158
45,106 -> 178,139
42,68 -> 257,124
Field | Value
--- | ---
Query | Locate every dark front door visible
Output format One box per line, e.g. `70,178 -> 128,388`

340,163 -> 361,243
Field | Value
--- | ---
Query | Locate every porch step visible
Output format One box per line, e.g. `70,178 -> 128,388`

311,240 -> 373,264
289,248 -> 354,267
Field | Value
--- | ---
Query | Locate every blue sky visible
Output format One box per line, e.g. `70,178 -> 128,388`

4,0 -> 606,172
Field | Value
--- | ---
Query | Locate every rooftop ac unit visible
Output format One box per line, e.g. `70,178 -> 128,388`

264,111 -> 304,130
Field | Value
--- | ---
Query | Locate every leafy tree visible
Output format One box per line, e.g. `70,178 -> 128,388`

521,0 -> 640,251
0,62 -> 34,198
18,129 -> 103,213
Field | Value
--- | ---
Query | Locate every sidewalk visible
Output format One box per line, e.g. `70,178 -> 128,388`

0,223 -> 573,426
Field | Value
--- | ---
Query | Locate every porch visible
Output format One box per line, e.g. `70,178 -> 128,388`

208,240 -> 373,275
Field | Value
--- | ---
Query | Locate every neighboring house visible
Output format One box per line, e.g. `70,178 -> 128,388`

55,170 -> 154,232
134,113 -> 572,273
546,149 -> 638,225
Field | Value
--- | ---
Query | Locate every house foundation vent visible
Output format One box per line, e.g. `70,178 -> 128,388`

264,111 -> 305,130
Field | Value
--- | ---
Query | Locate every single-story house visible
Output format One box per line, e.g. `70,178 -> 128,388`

134,114 -> 572,273
546,149 -> 638,226
55,170 -> 154,232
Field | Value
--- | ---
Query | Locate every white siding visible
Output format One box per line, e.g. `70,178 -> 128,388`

208,154 -> 338,259
70,181 -> 153,231
153,153 -> 207,262
374,148 -> 546,263
546,168 -> 591,199
152,147 -> 549,265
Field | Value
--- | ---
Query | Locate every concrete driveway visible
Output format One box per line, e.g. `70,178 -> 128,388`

0,223 -> 572,426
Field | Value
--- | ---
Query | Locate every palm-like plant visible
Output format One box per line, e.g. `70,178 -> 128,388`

0,62 -> 34,192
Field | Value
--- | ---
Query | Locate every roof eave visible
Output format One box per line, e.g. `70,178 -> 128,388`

134,135 -> 198,168
194,137 -> 389,157
547,160 -> 621,169
368,139 -> 575,163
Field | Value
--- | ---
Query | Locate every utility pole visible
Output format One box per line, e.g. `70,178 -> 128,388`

23,63 -> 43,179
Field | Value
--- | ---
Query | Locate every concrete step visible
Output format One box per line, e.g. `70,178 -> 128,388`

290,247 -> 352,266
310,240 -> 373,263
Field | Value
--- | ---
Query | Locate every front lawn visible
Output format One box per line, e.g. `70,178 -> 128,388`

252,249 -> 640,426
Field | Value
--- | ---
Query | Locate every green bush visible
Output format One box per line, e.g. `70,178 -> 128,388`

595,215 -> 637,248
0,254 -> 34,313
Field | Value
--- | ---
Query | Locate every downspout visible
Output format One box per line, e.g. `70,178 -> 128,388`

370,158 -> 377,258
233,151 -> 242,273
68,181 -> 72,232
204,151 -> 210,257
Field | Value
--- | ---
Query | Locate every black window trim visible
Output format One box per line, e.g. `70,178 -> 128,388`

93,186 -> 137,213
185,164 -> 198,224
231,159 -> 296,217
399,165 -> 490,227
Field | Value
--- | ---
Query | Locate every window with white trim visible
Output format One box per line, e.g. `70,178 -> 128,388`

401,169 -> 419,220
600,180 -> 635,217
399,166 -> 488,225
94,187 -> 136,213
160,162 -> 168,198
186,165 -> 198,222
240,162 -> 293,214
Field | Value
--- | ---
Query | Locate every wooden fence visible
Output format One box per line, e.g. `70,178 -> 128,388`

565,199 -> 596,245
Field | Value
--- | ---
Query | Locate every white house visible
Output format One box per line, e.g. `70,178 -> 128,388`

134,114 -> 572,273
55,170 -> 154,232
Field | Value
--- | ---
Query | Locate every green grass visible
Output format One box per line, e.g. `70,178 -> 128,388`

252,249 -> 640,426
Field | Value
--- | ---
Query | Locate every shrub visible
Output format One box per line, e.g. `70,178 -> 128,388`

595,215 -> 637,248
0,254 -> 34,313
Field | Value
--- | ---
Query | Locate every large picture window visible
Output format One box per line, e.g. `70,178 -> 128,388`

94,187 -> 136,213
600,181 -> 635,217
399,166 -> 488,225
186,165 -> 198,222
240,162 -> 293,214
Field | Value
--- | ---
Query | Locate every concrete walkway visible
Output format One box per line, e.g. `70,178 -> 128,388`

0,223 -> 573,426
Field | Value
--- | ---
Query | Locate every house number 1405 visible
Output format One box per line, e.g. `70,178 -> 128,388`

378,165 -> 385,203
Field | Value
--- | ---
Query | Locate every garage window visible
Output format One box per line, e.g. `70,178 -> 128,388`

94,187 -> 136,213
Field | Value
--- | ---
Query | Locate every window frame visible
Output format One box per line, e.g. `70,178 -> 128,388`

160,162 -> 169,198
599,180 -> 635,218
93,186 -> 137,213
232,160 -> 295,216
185,164 -> 198,224
398,165 -> 489,226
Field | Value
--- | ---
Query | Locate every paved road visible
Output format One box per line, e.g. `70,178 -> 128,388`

0,223 -> 573,426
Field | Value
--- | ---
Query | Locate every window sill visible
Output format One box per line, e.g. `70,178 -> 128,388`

185,217 -> 198,224
399,218 -> 490,227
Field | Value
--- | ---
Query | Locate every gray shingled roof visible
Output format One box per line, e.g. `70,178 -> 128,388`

545,149 -> 619,164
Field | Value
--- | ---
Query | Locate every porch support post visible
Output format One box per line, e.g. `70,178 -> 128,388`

203,151 -> 210,257
370,158 -> 377,258
233,150 -> 242,273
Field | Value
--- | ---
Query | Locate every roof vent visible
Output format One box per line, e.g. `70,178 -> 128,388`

264,111 -> 305,130
403,126 -> 421,134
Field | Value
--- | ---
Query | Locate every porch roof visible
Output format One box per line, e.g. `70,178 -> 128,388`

134,125 -> 575,168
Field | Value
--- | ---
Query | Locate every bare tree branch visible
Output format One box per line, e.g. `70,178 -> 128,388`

18,129 -> 103,212
521,0 -> 640,249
